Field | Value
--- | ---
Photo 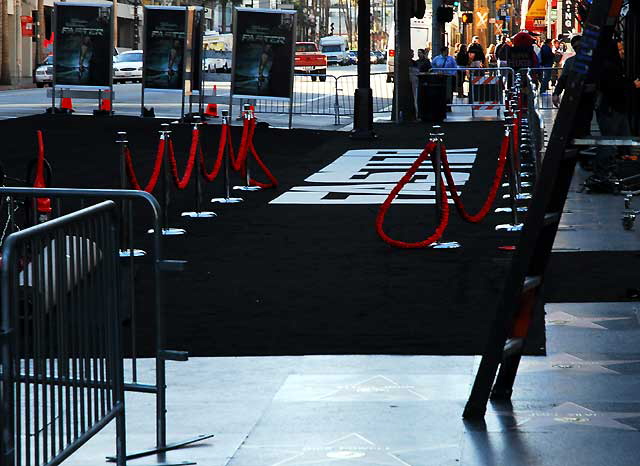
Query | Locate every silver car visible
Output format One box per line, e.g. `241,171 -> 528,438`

33,55 -> 53,88
113,50 -> 143,83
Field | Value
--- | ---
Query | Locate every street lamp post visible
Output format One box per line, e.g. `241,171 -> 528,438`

352,0 -> 375,139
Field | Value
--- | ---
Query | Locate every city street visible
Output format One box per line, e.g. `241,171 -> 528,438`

0,64 -> 392,130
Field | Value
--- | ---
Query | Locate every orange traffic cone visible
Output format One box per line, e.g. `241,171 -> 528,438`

60,97 -> 74,112
100,98 -> 112,112
205,103 -> 219,117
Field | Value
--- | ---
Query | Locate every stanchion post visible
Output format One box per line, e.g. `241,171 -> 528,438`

212,110 -> 244,204
149,123 -> 186,236
233,104 -> 261,192
181,115 -> 217,218
495,115 -> 524,232
429,126 -> 461,249
116,131 -> 147,258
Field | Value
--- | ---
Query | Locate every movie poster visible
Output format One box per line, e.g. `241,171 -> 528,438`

54,3 -> 112,87
144,7 -> 187,90
232,9 -> 296,100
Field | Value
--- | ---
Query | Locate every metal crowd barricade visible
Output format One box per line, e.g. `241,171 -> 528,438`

0,187 -> 211,464
198,73 -> 394,125
524,69 -> 548,174
335,72 -> 394,117
526,67 -> 562,110
426,67 -> 514,117
1,201 -> 126,465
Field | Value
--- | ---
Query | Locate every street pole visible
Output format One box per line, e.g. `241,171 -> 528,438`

393,0 -> 414,122
432,0 -> 443,58
351,0 -> 375,139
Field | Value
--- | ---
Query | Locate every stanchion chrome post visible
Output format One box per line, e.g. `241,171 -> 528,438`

429,126 -> 461,249
117,131 -> 147,257
182,116 -> 217,218
496,117 -> 524,232
212,110 -> 244,204
233,104 -> 261,192
148,123 -> 186,236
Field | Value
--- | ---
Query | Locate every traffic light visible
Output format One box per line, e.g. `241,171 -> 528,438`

437,6 -> 454,23
444,0 -> 461,7
461,12 -> 474,24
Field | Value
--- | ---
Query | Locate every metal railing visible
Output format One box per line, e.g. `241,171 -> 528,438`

0,187 -> 210,463
424,67 -> 515,118
526,66 -> 563,110
213,72 -> 394,124
1,200 -> 126,465
524,69 -> 548,173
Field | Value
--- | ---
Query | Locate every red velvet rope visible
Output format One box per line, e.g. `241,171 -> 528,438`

440,135 -> 509,223
34,130 -> 52,213
200,123 -> 228,181
167,129 -> 199,190
125,137 -> 165,193
248,141 -> 278,188
375,142 -> 450,248
231,118 -> 252,172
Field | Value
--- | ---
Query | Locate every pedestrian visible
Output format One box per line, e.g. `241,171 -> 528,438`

496,36 -> 510,69
551,39 -> 565,86
588,38 -> 640,189
487,44 -> 498,67
468,36 -> 485,67
552,35 -> 598,145
416,48 -> 432,72
431,46 -> 458,108
455,44 -> 469,97
539,38 -> 555,93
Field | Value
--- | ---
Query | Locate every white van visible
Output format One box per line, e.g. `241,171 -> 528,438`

319,36 -> 349,66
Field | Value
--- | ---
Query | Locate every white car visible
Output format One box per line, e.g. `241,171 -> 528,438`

113,50 -> 143,83
33,55 -> 53,88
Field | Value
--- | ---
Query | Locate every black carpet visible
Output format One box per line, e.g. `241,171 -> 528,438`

0,114 -> 546,356
546,251 -> 640,302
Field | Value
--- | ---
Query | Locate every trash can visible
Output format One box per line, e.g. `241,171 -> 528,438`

417,73 -> 447,122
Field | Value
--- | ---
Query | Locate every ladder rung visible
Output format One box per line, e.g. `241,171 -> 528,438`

523,275 -> 542,292
544,212 -> 561,226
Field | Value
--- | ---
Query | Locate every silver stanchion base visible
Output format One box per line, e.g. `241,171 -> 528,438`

147,228 -> 187,236
495,206 -> 528,213
119,249 -> 147,258
502,193 -> 531,200
495,223 -> 524,232
181,211 -> 218,218
211,197 -> 244,204
233,185 -> 262,192
430,241 -> 462,249
502,182 -> 532,188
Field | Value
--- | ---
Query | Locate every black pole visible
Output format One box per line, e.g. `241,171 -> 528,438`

394,0 -> 415,122
351,0 -> 376,139
626,1 -> 639,135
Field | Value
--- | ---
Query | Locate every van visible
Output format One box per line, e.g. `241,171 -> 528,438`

319,36 -> 349,66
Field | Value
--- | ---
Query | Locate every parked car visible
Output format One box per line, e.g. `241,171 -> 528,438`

113,50 -> 143,83
373,50 -> 386,64
347,50 -> 358,65
33,55 -> 53,88
295,42 -> 328,81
